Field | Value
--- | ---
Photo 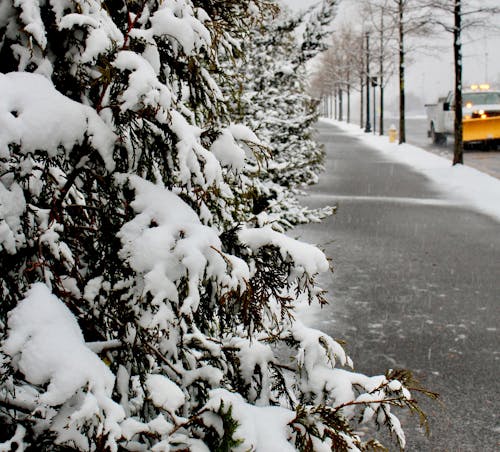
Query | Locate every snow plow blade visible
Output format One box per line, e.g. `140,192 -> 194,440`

463,116 -> 500,143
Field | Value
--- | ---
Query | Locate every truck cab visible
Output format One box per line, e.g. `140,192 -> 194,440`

426,85 -> 500,146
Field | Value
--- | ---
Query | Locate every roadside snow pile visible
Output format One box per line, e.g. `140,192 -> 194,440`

322,118 -> 500,223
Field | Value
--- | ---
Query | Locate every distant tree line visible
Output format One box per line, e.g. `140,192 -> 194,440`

312,0 -> 499,164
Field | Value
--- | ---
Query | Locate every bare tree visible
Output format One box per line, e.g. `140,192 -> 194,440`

424,0 -> 500,165
311,48 -> 338,118
362,1 -> 431,142
382,1 -> 432,143
336,26 -> 362,123
363,0 -> 398,135
312,27 -> 365,125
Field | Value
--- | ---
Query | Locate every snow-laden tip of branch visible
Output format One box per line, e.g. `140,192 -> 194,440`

0,182 -> 25,254
146,374 -> 185,413
170,110 -> 225,188
14,0 -> 47,49
211,128 -> 247,172
293,320 -> 352,372
238,225 -> 329,276
149,2 -> 211,55
203,389 -> 296,452
58,10 -> 124,63
112,51 -> 172,114
0,72 -> 116,171
210,124 -> 262,172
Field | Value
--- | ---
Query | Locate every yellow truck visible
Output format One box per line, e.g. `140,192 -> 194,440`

425,85 -> 500,148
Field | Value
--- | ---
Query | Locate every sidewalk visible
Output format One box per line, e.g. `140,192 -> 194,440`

320,118 -> 500,224
297,120 -> 500,451
331,117 -> 500,181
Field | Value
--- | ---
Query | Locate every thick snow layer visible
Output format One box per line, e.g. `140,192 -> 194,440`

204,389 -> 296,452
146,374 -> 185,413
0,72 -> 116,171
210,128 -> 246,171
322,119 -> 500,224
3,283 -> 118,406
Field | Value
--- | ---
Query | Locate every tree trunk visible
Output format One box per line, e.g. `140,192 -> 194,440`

380,83 -> 384,135
339,88 -> 343,121
379,7 -> 384,136
334,89 -> 338,120
365,32 -> 372,133
347,84 -> 351,123
453,0 -> 464,165
398,0 -> 406,143
360,78 -> 364,128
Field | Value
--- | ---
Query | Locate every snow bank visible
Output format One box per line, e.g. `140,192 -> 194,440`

321,118 -> 500,223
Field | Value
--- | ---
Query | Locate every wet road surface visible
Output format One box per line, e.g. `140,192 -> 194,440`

296,122 -> 500,451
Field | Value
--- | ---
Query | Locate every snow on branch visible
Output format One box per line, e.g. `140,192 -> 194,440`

3,283 -> 125,450
118,176 -> 250,319
0,72 -> 116,171
202,389 -> 297,452
238,225 -> 329,276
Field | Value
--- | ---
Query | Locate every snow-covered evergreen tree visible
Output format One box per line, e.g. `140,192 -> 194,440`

0,1 -> 433,450
229,2 -> 337,231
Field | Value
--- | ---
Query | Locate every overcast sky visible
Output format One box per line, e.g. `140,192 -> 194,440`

281,0 -> 500,108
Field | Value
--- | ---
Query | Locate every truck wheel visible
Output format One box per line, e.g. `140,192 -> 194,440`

431,123 -> 446,145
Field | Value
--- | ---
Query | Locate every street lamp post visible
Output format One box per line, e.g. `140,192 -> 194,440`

372,76 -> 378,134
364,32 -> 372,133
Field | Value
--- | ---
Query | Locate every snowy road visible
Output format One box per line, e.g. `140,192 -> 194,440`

296,121 -> 500,451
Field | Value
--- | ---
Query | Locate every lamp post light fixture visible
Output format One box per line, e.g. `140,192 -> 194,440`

364,32 -> 372,133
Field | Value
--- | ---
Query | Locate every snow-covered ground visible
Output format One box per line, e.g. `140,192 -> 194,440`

320,118 -> 500,224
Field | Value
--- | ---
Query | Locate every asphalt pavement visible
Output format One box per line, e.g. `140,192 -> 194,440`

296,121 -> 500,451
